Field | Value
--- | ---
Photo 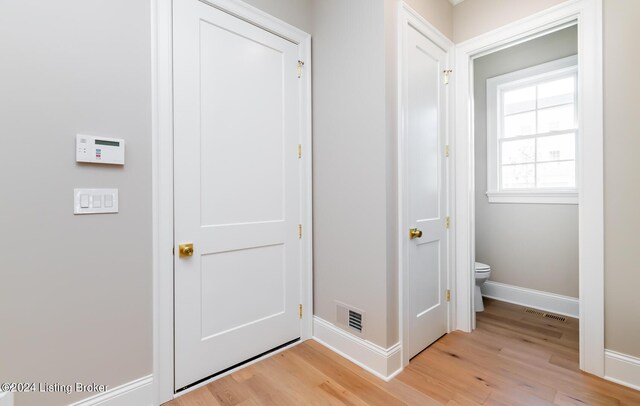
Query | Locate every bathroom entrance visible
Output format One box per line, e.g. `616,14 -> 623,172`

471,25 -> 580,320
454,0 -> 606,376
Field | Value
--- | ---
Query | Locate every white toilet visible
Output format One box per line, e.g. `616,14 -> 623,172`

475,262 -> 491,312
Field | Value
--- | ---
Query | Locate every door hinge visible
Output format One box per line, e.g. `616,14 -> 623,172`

446,289 -> 451,302
299,304 -> 303,319
298,144 -> 302,159
298,224 -> 302,239
445,216 -> 450,229
445,145 -> 449,158
297,60 -> 305,78
443,69 -> 453,85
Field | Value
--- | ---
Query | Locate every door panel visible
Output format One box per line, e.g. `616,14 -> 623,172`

413,241 -> 441,315
199,18 -> 285,226
173,0 -> 301,390
200,244 -> 285,338
407,25 -> 449,360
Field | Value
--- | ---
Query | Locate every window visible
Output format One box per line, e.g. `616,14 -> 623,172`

486,55 -> 578,204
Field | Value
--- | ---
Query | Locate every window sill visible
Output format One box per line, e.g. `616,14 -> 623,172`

486,191 -> 578,205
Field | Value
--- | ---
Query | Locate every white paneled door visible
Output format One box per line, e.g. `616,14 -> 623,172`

406,25 -> 449,359
173,0 -> 303,391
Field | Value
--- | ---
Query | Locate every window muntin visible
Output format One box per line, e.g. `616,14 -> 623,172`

497,69 -> 577,191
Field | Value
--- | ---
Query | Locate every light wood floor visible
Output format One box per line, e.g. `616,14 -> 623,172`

167,299 -> 640,405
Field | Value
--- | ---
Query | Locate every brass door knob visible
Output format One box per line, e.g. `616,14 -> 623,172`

179,243 -> 194,257
409,228 -> 423,239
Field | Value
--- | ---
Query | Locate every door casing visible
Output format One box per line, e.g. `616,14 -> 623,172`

398,2 -> 455,368
151,0 -> 312,402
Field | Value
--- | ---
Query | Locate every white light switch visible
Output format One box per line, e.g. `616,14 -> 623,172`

74,189 -> 118,214
80,194 -> 90,208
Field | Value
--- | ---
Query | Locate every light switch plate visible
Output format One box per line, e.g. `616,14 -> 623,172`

74,189 -> 118,214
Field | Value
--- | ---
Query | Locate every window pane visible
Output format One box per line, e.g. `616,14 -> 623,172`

538,104 -> 575,133
501,138 -> 535,164
537,161 -> 576,188
503,86 -> 536,115
502,164 -> 535,189
537,133 -> 576,162
504,111 -> 536,138
538,76 -> 575,108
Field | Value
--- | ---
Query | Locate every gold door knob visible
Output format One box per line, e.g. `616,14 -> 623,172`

179,243 -> 194,257
409,228 -> 423,239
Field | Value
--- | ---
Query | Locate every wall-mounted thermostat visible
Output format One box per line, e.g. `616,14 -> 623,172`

76,134 -> 125,165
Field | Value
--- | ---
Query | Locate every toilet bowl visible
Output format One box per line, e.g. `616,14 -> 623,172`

475,262 -> 491,312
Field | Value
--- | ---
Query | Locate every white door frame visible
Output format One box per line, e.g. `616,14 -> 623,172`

452,0 -> 604,376
398,2 -> 454,367
151,0 -> 313,403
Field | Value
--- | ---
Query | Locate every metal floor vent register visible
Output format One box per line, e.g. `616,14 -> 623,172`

336,301 -> 365,337
525,308 -> 567,322
348,310 -> 363,332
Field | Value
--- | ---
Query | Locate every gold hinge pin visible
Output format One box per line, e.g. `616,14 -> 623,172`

299,304 -> 303,319
298,224 -> 302,239
446,289 -> 451,302
298,144 -> 302,159
446,216 -> 450,229
297,60 -> 305,78
445,145 -> 449,158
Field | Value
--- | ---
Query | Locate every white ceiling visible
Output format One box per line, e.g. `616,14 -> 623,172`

449,0 -> 466,5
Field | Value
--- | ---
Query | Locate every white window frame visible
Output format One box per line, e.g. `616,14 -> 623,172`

486,55 -> 579,204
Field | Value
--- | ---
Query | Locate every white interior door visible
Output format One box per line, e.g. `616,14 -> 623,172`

173,0 -> 302,391
406,25 -> 449,360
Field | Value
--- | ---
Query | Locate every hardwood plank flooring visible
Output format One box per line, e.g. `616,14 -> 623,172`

166,299 -> 640,405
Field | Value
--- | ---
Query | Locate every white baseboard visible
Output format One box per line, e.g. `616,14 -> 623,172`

604,350 -> 640,391
481,281 -> 579,318
0,392 -> 13,406
313,316 -> 402,381
68,375 -> 153,406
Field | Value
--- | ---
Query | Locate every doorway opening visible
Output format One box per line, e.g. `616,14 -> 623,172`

453,0 -> 604,377
472,24 -> 580,329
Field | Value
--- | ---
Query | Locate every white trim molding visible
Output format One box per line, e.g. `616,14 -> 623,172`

604,350 -> 640,391
486,191 -> 578,205
397,1 -> 455,368
481,281 -> 579,318
313,317 -> 402,381
453,0 -> 604,376
69,376 -> 153,406
152,0 -> 313,403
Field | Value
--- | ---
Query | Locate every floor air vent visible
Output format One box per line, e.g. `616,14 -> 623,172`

524,308 -> 545,317
544,313 -> 567,322
524,308 -> 567,322
348,310 -> 363,333
336,301 -> 365,337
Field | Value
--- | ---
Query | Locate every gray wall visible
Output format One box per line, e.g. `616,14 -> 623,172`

311,0 -> 394,348
473,27 -> 579,298
404,0 -> 453,40
0,1 -> 152,405
453,0 -> 567,43
603,0 -> 640,359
